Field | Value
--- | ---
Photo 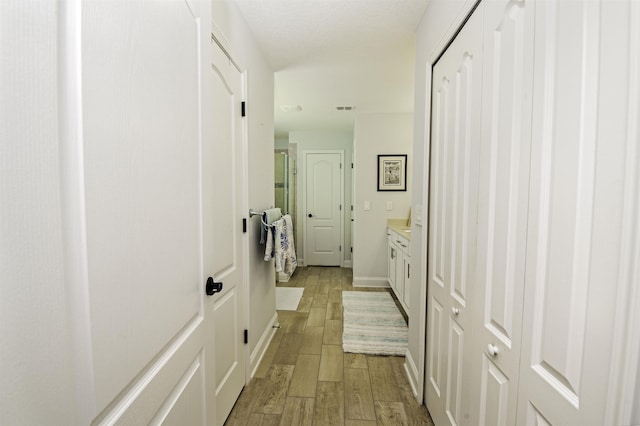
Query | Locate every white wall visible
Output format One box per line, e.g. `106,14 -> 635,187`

289,129 -> 353,266
405,0 -> 478,401
211,0 -> 276,372
353,113 -> 413,285
0,3 -> 76,423
275,137 -> 289,149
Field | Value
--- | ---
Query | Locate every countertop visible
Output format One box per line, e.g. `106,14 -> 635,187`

387,219 -> 411,240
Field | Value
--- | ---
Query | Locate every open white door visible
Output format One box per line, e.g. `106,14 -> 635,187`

74,1 -> 213,423
304,151 -> 343,266
205,37 -> 247,425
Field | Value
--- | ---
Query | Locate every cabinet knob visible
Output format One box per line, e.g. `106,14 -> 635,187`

452,307 -> 460,316
487,344 -> 499,357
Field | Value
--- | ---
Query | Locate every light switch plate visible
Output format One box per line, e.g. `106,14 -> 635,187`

364,201 -> 371,211
386,201 -> 393,211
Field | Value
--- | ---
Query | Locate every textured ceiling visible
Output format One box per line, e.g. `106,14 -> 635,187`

231,0 -> 429,137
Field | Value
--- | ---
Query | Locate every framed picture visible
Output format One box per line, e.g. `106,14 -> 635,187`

377,154 -> 407,191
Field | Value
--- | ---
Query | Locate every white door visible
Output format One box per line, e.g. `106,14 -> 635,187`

425,4 -> 484,425
80,1 -> 212,423
304,151 -> 343,266
516,1 -> 638,424
470,1 -> 535,425
206,38 -> 246,426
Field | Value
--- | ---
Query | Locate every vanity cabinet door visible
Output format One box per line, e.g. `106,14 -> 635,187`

388,237 -> 398,290
403,255 -> 411,311
394,243 -> 405,302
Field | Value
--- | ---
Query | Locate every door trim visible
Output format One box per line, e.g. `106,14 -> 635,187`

302,150 -> 345,267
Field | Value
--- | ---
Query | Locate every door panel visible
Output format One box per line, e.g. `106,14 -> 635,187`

522,0 -> 595,412
518,0 -> 636,424
305,152 -> 342,266
425,4 -> 483,425
479,356 -> 509,426
81,1 -> 208,423
445,319 -> 464,425
207,39 -> 246,426
471,0 -> 535,424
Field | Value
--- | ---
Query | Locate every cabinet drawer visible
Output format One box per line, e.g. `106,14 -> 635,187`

391,232 -> 410,256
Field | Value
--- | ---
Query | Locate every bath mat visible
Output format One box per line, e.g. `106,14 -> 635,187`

342,291 -> 408,356
276,287 -> 304,311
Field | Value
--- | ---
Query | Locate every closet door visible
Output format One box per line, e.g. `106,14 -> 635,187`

517,1 -> 639,424
425,4 -> 483,425
470,1 -> 535,425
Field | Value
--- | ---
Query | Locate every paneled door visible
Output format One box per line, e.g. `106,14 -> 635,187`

516,1 -> 638,424
79,1 -> 212,423
425,4 -> 484,425
206,37 -> 246,425
469,1 -> 535,425
304,151 -> 343,266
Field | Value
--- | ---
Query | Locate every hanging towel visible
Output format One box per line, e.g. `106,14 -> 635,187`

264,225 -> 274,261
260,207 -> 282,244
273,214 -> 297,275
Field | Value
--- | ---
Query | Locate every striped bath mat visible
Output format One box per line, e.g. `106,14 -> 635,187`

342,291 -> 408,356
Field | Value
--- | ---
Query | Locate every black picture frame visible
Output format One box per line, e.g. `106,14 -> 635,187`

377,154 -> 407,191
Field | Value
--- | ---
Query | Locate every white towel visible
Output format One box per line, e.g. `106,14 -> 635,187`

273,214 -> 297,275
260,207 -> 282,244
264,225 -> 274,261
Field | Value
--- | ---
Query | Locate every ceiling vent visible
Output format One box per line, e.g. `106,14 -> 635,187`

280,105 -> 302,112
336,106 -> 355,111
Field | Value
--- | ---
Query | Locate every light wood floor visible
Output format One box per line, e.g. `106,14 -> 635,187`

225,266 -> 434,426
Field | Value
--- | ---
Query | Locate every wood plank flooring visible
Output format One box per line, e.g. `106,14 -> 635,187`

225,267 -> 434,426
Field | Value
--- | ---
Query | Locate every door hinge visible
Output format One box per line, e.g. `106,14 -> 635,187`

408,264 -> 410,279
241,101 -> 246,117
242,218 -> 247,233
340,204 -> 342,211
244,329 -> 248,344
350,247 -> 353,253
351,163 -> 353,168
339,245 -> 342,252
340,163 -> 342,169
350,205 -> 353,211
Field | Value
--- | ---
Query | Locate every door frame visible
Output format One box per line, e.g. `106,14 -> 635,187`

210,23 -> 251,387
301,149 -> 345,267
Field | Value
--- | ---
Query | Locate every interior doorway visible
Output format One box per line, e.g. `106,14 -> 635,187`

303,150 -> 344,266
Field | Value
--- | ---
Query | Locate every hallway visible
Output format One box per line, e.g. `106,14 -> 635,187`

225,267 -> 433,425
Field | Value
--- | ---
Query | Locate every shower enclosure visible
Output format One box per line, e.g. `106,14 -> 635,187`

274,150 -> 297,281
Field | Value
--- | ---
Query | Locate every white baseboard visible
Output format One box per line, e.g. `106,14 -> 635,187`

277,271 -> 291,282
404,350 -> 421,401
249,312 -> 278,379
343,260 -> 352,268
352,276 -> 390,288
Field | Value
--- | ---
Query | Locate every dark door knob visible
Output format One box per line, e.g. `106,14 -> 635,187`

206,277 -> 223,296
308,213 -> 313,217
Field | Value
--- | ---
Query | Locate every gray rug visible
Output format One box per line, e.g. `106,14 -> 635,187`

342,291 -> 408,356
